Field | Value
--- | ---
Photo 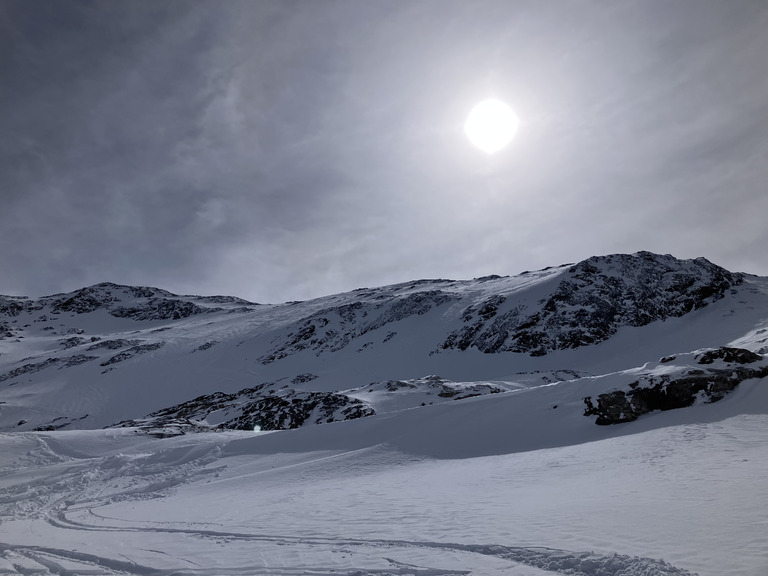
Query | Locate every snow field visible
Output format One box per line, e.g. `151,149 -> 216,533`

2,257 -> 767,575
2,408 -> 766,575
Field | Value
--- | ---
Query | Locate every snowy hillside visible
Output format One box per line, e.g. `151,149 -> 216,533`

1,252 -> 767,575
1,251 -> 765,433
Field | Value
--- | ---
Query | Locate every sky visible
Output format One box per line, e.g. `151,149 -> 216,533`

2,0 -> 768,304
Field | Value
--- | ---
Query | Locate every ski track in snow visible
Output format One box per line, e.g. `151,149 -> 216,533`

0,428 -> 731,576
0,541 -> 695,576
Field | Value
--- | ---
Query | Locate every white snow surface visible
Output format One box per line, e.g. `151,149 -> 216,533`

1,254 -> 768,575
0,393 -> 766,575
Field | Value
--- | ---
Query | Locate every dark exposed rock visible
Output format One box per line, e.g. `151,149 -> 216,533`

100,342 -> 166,366
2,284 -> 238,329
225,391 -> 374,430
33,413 -> 89,431
193,295 -> 258,305
110,384 -> 374,433
697,347 -> 762,365
378,375 -> 506,400
477,295 -> 506,320
0,321 -> 14,339
0,352 -> 102,381
443,252 -> 742,356
0,358 -> 60,382
584,348 -> 768,425
404,279 -> 454,288
145,389 -> 242,421
0,299 -> 24,318
59,336 -> 86,349
260,290 -> 457,364
111,298 -> 214,321
61,354 -> 98,368
367,291 -> 454,330
291,373 -> 318,385
227,307 -> 259,314
51,289 -> 116,314
194,340 -> 219,352
87,339 -> 142,351
385,380 -> 418,391
443,296 -> 509,352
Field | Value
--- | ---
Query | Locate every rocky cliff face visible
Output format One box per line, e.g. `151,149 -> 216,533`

441,252 -> 742,356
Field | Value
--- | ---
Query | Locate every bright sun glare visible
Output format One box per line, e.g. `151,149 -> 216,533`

464,99 -> 519,154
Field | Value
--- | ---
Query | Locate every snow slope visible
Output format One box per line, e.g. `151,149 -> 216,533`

0,252 -> 766,432
1,252 -> 767,575
0,386 -> 766,575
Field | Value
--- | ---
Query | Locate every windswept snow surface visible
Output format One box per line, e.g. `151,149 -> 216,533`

1,380 -> 767,576
2,254 -> 768,575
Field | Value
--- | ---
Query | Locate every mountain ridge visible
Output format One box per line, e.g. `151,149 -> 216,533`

1,251 -> 766,434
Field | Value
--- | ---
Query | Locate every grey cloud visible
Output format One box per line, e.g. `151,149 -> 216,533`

2,0 -> 768,301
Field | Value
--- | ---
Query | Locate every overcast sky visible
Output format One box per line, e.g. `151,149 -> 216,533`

2,0 -> 767,303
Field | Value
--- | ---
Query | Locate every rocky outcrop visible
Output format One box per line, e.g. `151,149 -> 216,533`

696,347 -> 762,365
377,375 -> 506,400
223,391 -> 374,431
33,413 -> 90,432
443,252 -> 742,356
194,340 -> 219,352
584,347 -> 767,425
0,358 -> 60,382
110,298 -> 213,321
291,373 -> 318,384
0,321 -> 14,339
51,289 -> 116,314
0,354 -> 99,382
111,374 -> 513,437
0,296 -> 32,316
2,283 -> 256,323
110,383 -> 375,434
259,290 -> 457,364
61,354 -> 98,368
194,295 -> 258,305
59,336 -> 87,349
100,342 -> 165,366
87,338 -> 143,351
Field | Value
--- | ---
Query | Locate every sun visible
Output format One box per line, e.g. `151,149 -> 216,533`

464,99 -> 519,154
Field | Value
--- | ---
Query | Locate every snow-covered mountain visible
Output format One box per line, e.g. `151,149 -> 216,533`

0,251 -> 765,434
1,252 -> 767,576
